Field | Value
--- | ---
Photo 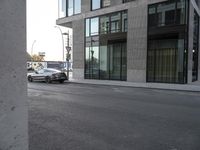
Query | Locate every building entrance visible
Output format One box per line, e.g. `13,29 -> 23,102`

108,42 -> 127,81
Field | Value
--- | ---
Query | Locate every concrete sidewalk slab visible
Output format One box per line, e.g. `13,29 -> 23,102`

68,79 -> 200,92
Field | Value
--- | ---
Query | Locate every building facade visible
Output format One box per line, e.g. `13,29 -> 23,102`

57,0 -> 200,84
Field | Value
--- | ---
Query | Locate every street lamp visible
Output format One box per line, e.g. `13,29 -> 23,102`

31,40 -> 36,62
63,31 -> 71,80
54,26 -> 65,61
31,40 -> 36,56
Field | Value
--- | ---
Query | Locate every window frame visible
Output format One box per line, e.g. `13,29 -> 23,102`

148,0 -> 187,28
67,0 -> 81,17
85,10 -> 128,37
147,0 -> 189,84
91,0 -> 111,11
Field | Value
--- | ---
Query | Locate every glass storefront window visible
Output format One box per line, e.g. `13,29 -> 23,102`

85,11 -> 127,81
147,0 -> 188,84
109,43 -> 122,80
100,46 -> 109,79
147,38 -> 185,83
85,46 -> 100,79
85,47 -> 90,79
85,43 -> 127,81
91,46 -> 100,79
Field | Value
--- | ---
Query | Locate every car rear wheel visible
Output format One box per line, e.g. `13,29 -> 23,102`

45,77 -> 51,83
28,76 -> 33,82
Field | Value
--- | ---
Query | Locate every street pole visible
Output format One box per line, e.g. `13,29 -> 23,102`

31,40 -> 36,69
55,26 -> 65,62
31,40 -> 36,59
65,30 -> 71,80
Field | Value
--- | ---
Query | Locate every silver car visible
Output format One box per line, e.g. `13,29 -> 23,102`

27,68 -> 67,83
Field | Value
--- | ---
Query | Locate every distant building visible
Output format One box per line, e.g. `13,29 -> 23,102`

57,0 -> 200,84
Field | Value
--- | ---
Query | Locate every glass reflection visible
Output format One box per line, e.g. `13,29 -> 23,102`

92,0 -> 101,10
111,13 -> 121,33
91,18 -> 99,36
58,0 -> 67,18
100,16 -> 110,34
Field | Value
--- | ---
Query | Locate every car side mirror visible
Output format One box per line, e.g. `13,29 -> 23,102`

35,71 -> 38,74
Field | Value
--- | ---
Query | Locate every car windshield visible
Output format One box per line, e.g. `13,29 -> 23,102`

44,68 -> 61,73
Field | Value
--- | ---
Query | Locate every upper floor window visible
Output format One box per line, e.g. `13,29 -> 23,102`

91,0 -> 110,10
68,0 -> 81,16
92,0 -> 101,10
100,15 -> 110,34
58,0 -> 81,18
102,0 -> 111,7
86,10 -> 127,37
123,0 -> 135,3
148,0 -> 187,27
58,0 -> 67,18
86,17 -> 99,37
111,12 -> 121,33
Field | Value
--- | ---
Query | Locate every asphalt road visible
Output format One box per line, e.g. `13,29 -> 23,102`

28,82 -> 200,150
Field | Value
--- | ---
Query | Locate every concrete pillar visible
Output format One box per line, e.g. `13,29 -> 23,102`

72,19 -> 85,80
0,0 -> 28,150
187,2 -> 194,83
82,0 -> 91,13
127,3 -> 148,82
198,14 -> 200,81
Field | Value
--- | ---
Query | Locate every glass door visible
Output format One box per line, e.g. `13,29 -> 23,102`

108,42 -> 127,81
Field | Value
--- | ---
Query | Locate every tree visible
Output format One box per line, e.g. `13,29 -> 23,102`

31,54 -> 45,61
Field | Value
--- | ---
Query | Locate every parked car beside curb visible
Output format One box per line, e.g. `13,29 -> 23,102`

27,68 -> 67,83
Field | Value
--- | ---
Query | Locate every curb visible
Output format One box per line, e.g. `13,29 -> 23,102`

66,80 -> 200,92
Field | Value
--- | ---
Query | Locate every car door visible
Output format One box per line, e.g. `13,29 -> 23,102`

32,69 -> 46,81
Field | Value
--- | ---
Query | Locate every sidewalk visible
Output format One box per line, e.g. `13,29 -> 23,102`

68,78 -> 200,92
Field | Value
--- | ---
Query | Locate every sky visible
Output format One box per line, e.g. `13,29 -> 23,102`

27,0 -> 69,61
